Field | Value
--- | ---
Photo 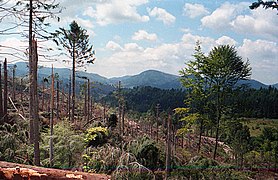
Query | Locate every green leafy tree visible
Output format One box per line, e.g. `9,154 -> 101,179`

52,21 -> 95,122
180,44 -> 251,159
179,42 -> 210,153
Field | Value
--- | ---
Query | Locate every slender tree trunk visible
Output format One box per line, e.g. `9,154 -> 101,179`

3,59 -> 7,123
156,104 -> 160,142
41,80 -> 45,111
68,75 -> 71,121
0,63 -> 3,120
32,38 -> 40,166
56,80 -> 59,120
87,79 -> 90,122
20,78 -> 23,103
84,82 -> 87,121
12,66 -> 15,100
71,44 -> 76,123
118,81 -> 122,135
29,0 -> 34,145
213,88 -> 220,160
49,65 -> 54,167
165,114 -> 172,179
121,105 -> 125,136
198,119 -> 203,153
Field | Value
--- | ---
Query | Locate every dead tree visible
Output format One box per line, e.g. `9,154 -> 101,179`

3,58 -> 8,122
49,65 -> 54,167
30,37 -> 40,166
165,114 -> 172,179
0,63 -> 3,121
56,80 -> 59,120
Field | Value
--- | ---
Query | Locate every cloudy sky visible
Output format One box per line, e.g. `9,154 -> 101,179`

1,0 -> 278,85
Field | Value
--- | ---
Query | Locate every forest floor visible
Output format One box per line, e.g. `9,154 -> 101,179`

0,161 -> 111,179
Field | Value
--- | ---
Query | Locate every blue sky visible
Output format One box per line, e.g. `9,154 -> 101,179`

1,0 -> 278,85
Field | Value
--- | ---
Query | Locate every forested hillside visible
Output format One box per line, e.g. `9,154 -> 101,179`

0,0 -> 278,179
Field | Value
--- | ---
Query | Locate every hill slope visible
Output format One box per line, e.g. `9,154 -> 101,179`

13,62 -> 272,90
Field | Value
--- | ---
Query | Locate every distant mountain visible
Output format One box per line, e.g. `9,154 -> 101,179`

15,62 -> 109,84
110,70 -> 183,89
238,79 -> 268,89
12,62 -> 274,90
273,83 -> 278,89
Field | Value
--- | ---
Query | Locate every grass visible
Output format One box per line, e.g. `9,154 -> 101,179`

242,118 -> 278,137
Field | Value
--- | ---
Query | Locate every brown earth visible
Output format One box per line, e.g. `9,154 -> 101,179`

0,161 -> 110,180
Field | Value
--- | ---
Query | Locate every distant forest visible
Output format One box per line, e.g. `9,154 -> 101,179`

102,85 -> 278,119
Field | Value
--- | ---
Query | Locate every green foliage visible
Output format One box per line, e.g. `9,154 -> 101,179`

83,144 -> 121,174
52,20 -> 95,65
84,126 -> 109,148
102,86 -> 186,113
40,120 -> 85,168
0,122 -> 31,164
126,136 -> 162,170
250,0 -> 278,10
107,113 -> 118,128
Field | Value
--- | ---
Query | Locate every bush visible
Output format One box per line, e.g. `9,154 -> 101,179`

40,120 -> 85,168
84,126 -> 109,147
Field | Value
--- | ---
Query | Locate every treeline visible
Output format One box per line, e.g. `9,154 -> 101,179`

234,86 -> 278,119
102,85 -> 278,119
101,86 -> 186,113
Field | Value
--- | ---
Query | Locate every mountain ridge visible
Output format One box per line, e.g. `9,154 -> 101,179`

13,62 -> 274,90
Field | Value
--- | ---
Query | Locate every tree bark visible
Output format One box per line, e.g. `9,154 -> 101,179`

32,38 -> 40,166
0,63 -> 3,121
49,66 -> 54,167
12,65 -> 16,100
3,59 -> 7,123
68,74 -> 71,121
56,80 -> 59,120
29,0 -> 34,145
71,44 -> 76,123
165,114 -> 172,179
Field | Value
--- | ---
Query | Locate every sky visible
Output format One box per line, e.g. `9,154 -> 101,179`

0,0 -> 278,85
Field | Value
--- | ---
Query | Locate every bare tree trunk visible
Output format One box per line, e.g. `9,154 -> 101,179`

56,80 -> 59,120
165,114 -> 172,179
84,82 -> 87,121
68,75 -> 71,121
71,44 -> 76,123
0,63 -> 3,120
49,66 -> 54,167
87,79 -> 90,122
118,81 -> 122,135
12,65 -> 16,101
29,0 -> 34,145
3,58 -> 8,123
20,78 -> 23,103
156,104 -> 160,143
32,38 -> 40,166
213,89 -> 220,160
121,105 -> 125,136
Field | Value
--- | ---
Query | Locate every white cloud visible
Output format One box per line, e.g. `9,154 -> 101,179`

201,2 -> 249,30
147,7 -> 176,25
106,41 -> 122,51
181,33 -> 215,52
238,39 -> 278,84
132,30 -> 157,41
183,3 -> 209,18
84,0 -> 149,26
231,7 -> 278,40
216,36 -> 237,46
